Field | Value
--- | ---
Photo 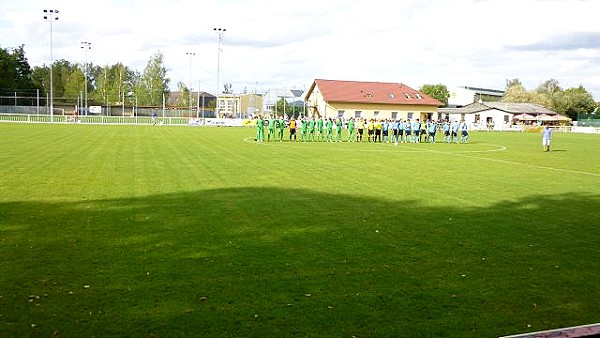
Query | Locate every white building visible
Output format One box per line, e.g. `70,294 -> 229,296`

216,93 -> 240,118
448,86 -> 505,107
439,102 -> 566,130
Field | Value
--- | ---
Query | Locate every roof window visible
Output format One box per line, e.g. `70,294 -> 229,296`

404,93 -> 412,99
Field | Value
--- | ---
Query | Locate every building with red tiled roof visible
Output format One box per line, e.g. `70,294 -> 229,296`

305,79 -> 442,121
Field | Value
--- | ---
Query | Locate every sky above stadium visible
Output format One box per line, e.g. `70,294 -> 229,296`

2,0 -> 600,99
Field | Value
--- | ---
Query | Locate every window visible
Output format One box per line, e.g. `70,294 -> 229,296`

415,93 -> 423,99
404,93 -> 412,99
408,112 -> 413,119
374,111 -> 380,118
504,115 -> 510,123
338,110 -> 345,118
474,114 -> 480,123
391,112 -> 398,119
388,93 -> 396,98
355,111 -> 362,118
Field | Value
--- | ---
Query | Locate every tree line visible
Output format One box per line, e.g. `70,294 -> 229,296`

0,44 -> 176,108
1,44 -> 597,119
502,79 -> 596,121
420,80 -> 597,121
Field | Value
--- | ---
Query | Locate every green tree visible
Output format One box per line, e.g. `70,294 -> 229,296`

275,97 -> 301,118
136,51 -> 170,106
0,45 -> 36,90
503,80 -> 551,107
562,86 -> 596,120
89,65 -> 107,105
176,81 -> 191,107
503,78 -> 595,120
31,65 -> 49,94
33,60 -> 134,107
536,79 -> 562,96
536,78 -> 565,113
419,84 -> 449,106
129,70 -> 142,107
82,63 -> 100,105
91,63 -> 135,106
503,80 -> 527,102
505,78 -> 522,90
52,59 -> 81,104
64,67 -> 84,104
32,59 -> 81,104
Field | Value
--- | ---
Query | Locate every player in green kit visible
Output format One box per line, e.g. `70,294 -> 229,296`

317,118 -> 325,142
326,118 -> 334,142
346,117 -> 355,142
336,118 -> 343,142
267,115 -> 276,142
278,116 -> 285,142
317,117 -> 325,142
308,117 -> 316,142
300,118 -> 308,142
255,115 -> 264,142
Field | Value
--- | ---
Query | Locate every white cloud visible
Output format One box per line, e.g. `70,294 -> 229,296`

2,0 -> 600,100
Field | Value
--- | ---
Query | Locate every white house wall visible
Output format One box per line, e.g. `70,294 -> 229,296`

447,108 -> 512,130
307,85 -> 326,117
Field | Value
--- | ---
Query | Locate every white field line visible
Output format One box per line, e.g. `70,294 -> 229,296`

244,137 -> 505,153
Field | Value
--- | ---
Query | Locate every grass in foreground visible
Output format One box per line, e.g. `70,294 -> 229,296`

0,123 -> 599,337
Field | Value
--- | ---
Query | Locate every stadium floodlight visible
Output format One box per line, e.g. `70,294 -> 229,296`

186,52 -> 195,117
43,9 -> 59,121
81,41 -> 92,115
213,28 -> 226,118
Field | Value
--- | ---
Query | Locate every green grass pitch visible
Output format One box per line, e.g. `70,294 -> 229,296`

1,123 -> 599,337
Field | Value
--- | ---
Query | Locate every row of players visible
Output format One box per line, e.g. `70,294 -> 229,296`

254,116 -> 470,143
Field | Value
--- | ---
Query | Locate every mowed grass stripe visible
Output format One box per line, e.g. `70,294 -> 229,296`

0,124 -> 90,201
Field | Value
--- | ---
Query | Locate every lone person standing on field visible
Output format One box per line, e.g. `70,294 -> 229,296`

542,124 -> 553,152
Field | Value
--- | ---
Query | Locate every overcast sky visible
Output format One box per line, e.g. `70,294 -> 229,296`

2,0 -> 600,99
